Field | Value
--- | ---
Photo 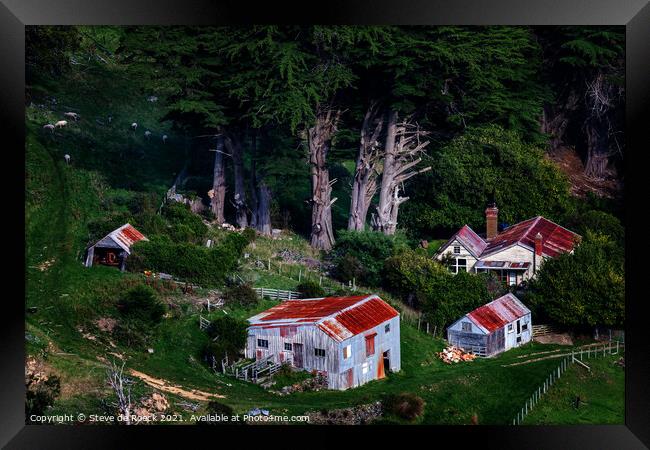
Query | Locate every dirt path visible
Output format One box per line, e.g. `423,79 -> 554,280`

503,343 -> 624,367
129,369 -> 225,401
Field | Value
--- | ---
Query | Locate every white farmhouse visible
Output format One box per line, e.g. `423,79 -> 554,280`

435,203 -> 581,286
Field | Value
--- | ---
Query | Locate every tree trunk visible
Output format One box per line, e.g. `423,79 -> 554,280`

583,71 -> 616,179
373,110 -> 399,234
225,134 -> 248,228
348,102 -> 383,231
210,134 -> 226,224
257,180 -> 272,236
373,111 -> 431,235
308,109 -> 340,251
249,133 -> 258,229
584,117 -> 610,179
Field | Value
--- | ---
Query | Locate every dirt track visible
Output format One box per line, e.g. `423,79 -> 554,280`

129,369 -> 225,401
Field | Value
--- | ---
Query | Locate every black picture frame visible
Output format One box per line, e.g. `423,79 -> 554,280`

3,1 -> 648,448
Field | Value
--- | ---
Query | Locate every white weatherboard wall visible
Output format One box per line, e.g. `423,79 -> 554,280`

436,239 -> 478,271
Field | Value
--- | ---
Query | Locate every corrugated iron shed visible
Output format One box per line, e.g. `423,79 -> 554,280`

467,293 -> 530,333
92,223 -> 148,254
248,295 -> 399,342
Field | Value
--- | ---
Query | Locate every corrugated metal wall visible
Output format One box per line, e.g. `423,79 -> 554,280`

246,315 -> 401,390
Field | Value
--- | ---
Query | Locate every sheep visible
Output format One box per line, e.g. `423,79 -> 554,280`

63,112 -> 80,121
54,120 -> 68,128
144,130 -> 152,140
131,122 -> 138,131
162,134 -> 168,144
43,124 -> 55,133
64,154 -> 71,165
108,115 -> 112,124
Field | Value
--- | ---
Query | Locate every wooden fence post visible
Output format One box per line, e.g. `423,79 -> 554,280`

299,268 -> 302,282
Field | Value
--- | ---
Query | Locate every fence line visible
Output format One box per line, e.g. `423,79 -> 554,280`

254,287 -> 301,301
512,340 -> 623,425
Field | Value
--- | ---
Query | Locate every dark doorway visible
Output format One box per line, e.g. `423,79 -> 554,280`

293,343 -> 304,368
93,247 -> 121,267
382,350 -> 390,373
516,320 -> 521,334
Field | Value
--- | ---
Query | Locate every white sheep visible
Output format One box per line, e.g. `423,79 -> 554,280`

131,122 -> 138,131
43,124 -> 55,133
64,154 -> 71,165
162,135 -> 168,144
54,120 -> 68,128
108,115 -> 112,123
63,112 -> 80,121
144,130 -> 152,140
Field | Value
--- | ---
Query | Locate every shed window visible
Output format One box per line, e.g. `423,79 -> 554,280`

461,322 -> 472,332
362,362 -> 369,374
385,323 -> 390,333
257,339 -> 269,349
314,348 -> 326,357
343,345 -> 351,360
365,333 -> 376,356
453,246 -> 461,254
507,324 -> 514,333
522,323 -> 528,331
284,342 -> 292,351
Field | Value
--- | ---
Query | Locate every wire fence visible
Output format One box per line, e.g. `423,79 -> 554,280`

512,340 -> 624,425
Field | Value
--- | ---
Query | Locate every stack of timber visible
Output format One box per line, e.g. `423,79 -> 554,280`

438,345 -> 477,364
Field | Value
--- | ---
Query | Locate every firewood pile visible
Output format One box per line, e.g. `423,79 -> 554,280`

438,346 -> 477,364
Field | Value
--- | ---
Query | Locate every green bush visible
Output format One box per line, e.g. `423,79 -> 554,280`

568,210 -> 623,245
296,281 -> 325,299
203,316 -> 249,365
526,232 -> 624,329
26,375 -> 61,419
241,227 -> 257,243
127,233 -> 246,286
206,400 -> 234,417
162,202 -> 208,244
117,284 -> 165,324
382,393 -> 425,421
332,230 -> 408,286
223,283 -> 259,308
383,249 -> 491,328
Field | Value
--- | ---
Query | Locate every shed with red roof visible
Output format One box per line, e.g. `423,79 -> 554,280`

245,294 -> 401,390
446,293 -> 532,357
84,223 -> 148,271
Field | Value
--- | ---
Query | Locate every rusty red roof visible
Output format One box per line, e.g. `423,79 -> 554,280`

92,223 -> 148,254
441,225 -> 487,258
248,295 -> 399,342
466,293 -> 530,333
482,216 -> 580,258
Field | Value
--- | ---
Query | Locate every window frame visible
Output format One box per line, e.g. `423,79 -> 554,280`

257,339 -> 269,349
461,321 -> 472,332
314,347 -> 326,358
507,323 -> 514,333
343,344 -> 351,360
453,245 -> 461,254
385,323 -> 390,334
284,342 -> 292,351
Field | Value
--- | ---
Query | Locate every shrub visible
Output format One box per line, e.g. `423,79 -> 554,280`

203,316 -> 248,365
296,281 -> 325,299
26,375 -> 61,418
568,210 -> 624,245
332,230 -> 409,286
382,393 -> 425,421
127,233 -> 246,286
222,283 -> 258,308
117,285 -> 165,325
241,227 -> 257,243
162,202 -> 208,244
87,212 -> 133,242
206,400 -> 234,417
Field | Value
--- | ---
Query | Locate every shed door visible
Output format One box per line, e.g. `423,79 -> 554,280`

293,343 -> 303,368
377,353 -> 385,379
344,368 -> 354,389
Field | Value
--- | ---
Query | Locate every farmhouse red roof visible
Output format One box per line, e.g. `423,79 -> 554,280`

482,216 -> 580,258
467,293 -> 531,333
113,224 -> 147,249
248,295 -> 399,342
446,225 -> 487,258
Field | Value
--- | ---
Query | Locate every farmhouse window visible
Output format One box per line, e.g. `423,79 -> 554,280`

522,323 -> 528,331
507,324 -> 514,333
257,339 -> 269,349
362,362 -> 369,374
314,348 -> 326,357
453,246 -> 461,254
343,345 -> 351,359
365,333 -> 376,356
454,258 -> 467,273
385,323 -> 390,333
461,322 -> 472,332
517,336 -> 522,343
284,343 -> 292,351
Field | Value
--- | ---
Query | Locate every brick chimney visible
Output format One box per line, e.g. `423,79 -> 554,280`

485,203 -> 499,239
534,233 -> 543,256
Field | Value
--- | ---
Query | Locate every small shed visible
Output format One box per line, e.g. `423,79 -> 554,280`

446,293 -> 532,357
246,294 -> 401,390
84,224 -> 147,271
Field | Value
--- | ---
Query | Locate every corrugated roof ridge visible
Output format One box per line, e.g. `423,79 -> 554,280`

315,294 -> 377,325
